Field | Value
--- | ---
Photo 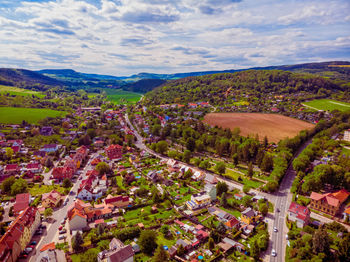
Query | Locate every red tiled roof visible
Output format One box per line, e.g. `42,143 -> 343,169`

40,242 -> 55,252
332,189 -> 350,204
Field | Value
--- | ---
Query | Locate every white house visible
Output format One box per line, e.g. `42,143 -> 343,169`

69,212 -> 88,231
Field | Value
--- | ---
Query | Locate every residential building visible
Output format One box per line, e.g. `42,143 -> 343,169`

40,126 -> 53,136
186,192 -> 211,210
104,195 -> 131,208
310,189 -> 350,216
106,144 -> 123,160
41,190 -> 63,208
97,238 -> 134,262
26,163 -> 42,173
288,202 -> 310,228
41,144 -> 59,153
241,208 -> 259,225
343,206 -> 350,220
344,129 -> 350,142
4,164 -> 20,176
13,193 -> 30,216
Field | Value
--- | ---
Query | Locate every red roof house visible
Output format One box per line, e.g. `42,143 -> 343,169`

288,202 -> 310,228
105,144 -> 123,160
13,193 -> 30,217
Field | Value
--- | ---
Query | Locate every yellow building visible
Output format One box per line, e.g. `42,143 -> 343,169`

241,208 -> 258,225
41,190 -> 62,208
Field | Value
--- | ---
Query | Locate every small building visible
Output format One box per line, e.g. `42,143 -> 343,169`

105,144 -> 123,160
288,202 -> 310,228
40,126 -> 54,136
41,190 -> 63,208
343,206 -> 350,220
343,129 -> 350,142
97,238 -> 134,262
186,192 -> 211,210
241,208 -> 258,225
13,193 -> 31,216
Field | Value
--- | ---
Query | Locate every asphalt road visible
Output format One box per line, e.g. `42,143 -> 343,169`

29,152 -> 98,262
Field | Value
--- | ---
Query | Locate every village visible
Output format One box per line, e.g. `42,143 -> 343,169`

0,102 -> 349,262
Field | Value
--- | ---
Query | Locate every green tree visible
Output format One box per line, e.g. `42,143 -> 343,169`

217,222 -> 226,234
10,178 -> 28,195
250,240 -> 260,260
215,162 -> 226,174
62,178 -> 72,188
220,192 -> 228,207
153,245 -> 169,262
78,134 -> 91,146
177,244 -> 185,257
156,141 -> 168,155
182,150 -> 191,163
96,162 -> 110,175
208,237 -> 215,250
1,176 -> 16,194
5,147 -> 14,159
259,203 -> 268,216
44,157 -> 53,168
44,208 -> 53,218
72,231 -> 84,252
138,230 -> 158,255
247,162 -> 253,178
216,181 -> 228,196
160,225 -> 169,236
243,185 -> 250,194
312,228 -> 331,254
186,138 -> 196,152
261,154 -> 273,172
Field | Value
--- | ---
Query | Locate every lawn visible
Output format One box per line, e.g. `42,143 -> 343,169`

0,107 -> 67,124
29,184 -> 66,196
104,88 -> 142,104
0,85 -> 45,98
221,169 -> 263,189
303,99 -> 350,112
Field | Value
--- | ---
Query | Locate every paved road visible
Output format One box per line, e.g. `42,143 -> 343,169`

310,212 -> 350,231
29,152 -> 98,262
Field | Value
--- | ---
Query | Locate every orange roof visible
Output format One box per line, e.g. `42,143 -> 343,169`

344,206 -> 350,215
40,242 -> 55,252
331,189 -> 350,204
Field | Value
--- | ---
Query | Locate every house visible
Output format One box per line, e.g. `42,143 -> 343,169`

97,238 -> 134,262
40,126 -> 53,136
104,195 -> 131,208
146,171 -> 161,183
176,239 -> 191,251
186,192 -> 211,210
41,190 -> 62,208
26,163 -> 42,173
204,173 -> 218,184
234,194 -> 243,201
0,207 -> 40,262
343,206 -> 350,220
344,129 -> 350,142
41,144 -> 59,153
106,144 -> 123,160
222,237 -> 245,253
288,202 -> 310,228
4,164 -> 20,175
192,171 -> 205,181
310,189 -> 350,216
13,193 -> 30,216
241,208 -> 258,225
225,218 -> 240,229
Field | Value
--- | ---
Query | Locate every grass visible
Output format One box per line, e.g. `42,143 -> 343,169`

104,88 -> 142,104
29,184 -> 66,196
0,107 -> 67,124
303,99 -> 350,112
223,169 -> 263,189
0,85 -> 45,98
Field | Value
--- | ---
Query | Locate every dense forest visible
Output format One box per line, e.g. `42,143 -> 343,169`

145,70 -> 345,105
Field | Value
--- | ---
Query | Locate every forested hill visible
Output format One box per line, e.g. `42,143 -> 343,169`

144,70 -> 344,105
0,68 -> 64,91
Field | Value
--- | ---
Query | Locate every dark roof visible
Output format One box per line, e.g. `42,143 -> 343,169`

109,245 -> 134,262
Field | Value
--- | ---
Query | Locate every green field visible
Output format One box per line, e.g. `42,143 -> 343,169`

303,99 -> 350,112
0,85 -> 45,98
0,107 -> 67,124
104,88 -> 142,104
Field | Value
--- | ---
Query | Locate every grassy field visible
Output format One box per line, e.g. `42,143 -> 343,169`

29,184 -> 66,196
203,113 -> 314,143
0,85 -> 45,98
303,99 -> 350,112
104,88 -> 142,104
0,107 -> 67,124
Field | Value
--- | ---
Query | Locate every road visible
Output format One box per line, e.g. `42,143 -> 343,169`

29,152 -> 98,262
126,113 -> 313,262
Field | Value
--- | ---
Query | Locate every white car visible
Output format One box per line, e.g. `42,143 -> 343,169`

271,249 -> 277,257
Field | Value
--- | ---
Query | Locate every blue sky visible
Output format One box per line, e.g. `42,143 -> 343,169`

0,0 -> 349,75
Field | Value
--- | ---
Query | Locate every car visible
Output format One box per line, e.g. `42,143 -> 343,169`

24,247 -> 33,253
19,253 -> 28,258
286,234 -> 289,240
61,219 -> 65,225
273,227 -> 278,232
271,249 -> 277,257
40,225 -> 47,229
35,230 -> 42,235
276,208 -> 280,212
28,245 -> 35,249
58,235 -> 66,240
58,225 -> 63,230
30,241 -> 37,245
59,229 -> 67,234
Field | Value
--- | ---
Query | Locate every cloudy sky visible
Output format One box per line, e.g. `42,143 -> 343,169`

0,0 -> 349,75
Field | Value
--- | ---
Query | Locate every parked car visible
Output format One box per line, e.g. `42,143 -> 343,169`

30,241 -> 37,245
271,249 -> 277,257
59,229 -> 67,234
58,225 -> 63,230
273,227 -> 278,232
40,225 -> 47,229
61,219 -> 65,225
35,230 -> 42,235
19,253 -> 28,259
58,235 -> 66,240
24,247 -> 33,253
277,208 -> 280,212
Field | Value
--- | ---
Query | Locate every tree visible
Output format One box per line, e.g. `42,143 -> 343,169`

160,225 -> 169,236
242,195 -> 252,207
96,162 -> 110,175
312,228 -> 331,254
44,208 -> 53,218
338,233 -> 350,262
243,185 -> 250,194
153,245 -> 169,262
216,181 -> 228,196
11,178 -> 28,195
250,240 -> 260,260
97,224 -> 105,236
177,244 -> 185,257
5,147 -> 14,159
62,178 -> 72,188
215,162 -> 226,175
1,176 -> 16,194
72,231 -> 84,252
208,237 -> 215,250
186,138 -> 196,152
247,162 -> 253,178
45,157 -> 53,168
156,141 -> 168,155
217,222 -> 226,234
259,203 -> 268,216
78,134 -> 91,146
261,154 -> 273,172
232,153 -> 238,166
138,230 -> 158,255
182,150 -> 191,163
220,192 -> 228,207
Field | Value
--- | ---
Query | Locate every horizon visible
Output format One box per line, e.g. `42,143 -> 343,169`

0,0 -> 349,75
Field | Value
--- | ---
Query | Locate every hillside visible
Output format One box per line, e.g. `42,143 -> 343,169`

144,70 -> 343,105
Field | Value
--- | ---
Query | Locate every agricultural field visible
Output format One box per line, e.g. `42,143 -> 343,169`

0,85 -> 45,98
104,88 -> 142,104
203,113 -> 314,143
303,99 -> 350,112
0,107 -> 67,124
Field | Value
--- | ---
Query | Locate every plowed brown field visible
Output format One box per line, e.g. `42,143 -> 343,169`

203,113 -> 314,143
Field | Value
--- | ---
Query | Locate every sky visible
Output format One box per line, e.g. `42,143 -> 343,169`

0,0 -> 349,76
